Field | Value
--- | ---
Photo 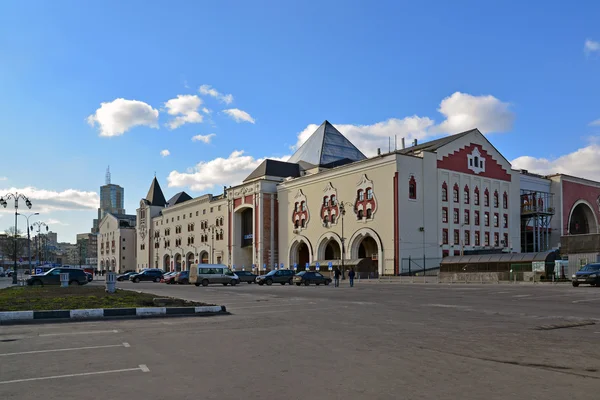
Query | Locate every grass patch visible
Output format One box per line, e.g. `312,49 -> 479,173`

0,286 -> 209,311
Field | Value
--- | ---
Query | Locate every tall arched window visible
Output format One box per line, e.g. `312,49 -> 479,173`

442,182 -> 448,202
484,189 -> 489,207
503,192 -> 508,209
453,184 -> 459,203
464,185 -> 470,204
493,190 -> 499,208
474,186 -> 480,206
408,177 -> 417,199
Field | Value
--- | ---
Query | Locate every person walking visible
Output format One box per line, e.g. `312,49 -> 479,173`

334,267 -> 341,287
348,268 -> 355,287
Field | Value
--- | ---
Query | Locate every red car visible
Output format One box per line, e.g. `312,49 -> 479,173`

161,272 -> 177,284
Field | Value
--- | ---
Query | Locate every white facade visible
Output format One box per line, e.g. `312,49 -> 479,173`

97,213 -> 137,273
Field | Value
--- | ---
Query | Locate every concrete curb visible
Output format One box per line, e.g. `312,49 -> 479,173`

0,305 -> 227,325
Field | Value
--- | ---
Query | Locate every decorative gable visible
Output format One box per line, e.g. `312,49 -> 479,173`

355,174 -> 377,221
321,182 -> 340,226
437,143 -> 511,181
292,189 -> 309,230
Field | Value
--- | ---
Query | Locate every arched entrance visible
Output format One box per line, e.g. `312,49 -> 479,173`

289,236 -> 312,270
164,254 -> 171,272
199,251 -> 209,264
316,233 -> 343,261
569,201 -> 598,234
186,252 -> 194,268
174,254 -> 182,271
349,228 -> 383,276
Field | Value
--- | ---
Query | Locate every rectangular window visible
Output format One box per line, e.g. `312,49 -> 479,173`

484,232 -> 490,246
464,209 -> 470,225
183,214 -> 185,219
453,208 -> 459,224
494,213 -> 499,227
210,207 -> 213,213
503,233 -> 509,247
475,231 -> 480,246
218,205 -> 221,211
503,214 -> 508,228
494,232 -> 499,247
453,229 -> 460,245
442,207 -> 448,223
203,210 -> 206,215
442,229 -> 448,244
484,212 -> 489,226
474,211 -> 480,226
196,211 -> 199,216
464,230 -> 470,245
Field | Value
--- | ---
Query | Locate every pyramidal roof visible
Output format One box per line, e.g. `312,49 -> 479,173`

145,177 -> 167,207
288,120 -> 366,167
167,191 -> 192,207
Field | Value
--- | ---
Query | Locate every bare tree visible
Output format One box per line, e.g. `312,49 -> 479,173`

0,228 -> 27,263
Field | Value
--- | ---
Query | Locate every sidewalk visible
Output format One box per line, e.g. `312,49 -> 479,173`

0,277 -> 15,289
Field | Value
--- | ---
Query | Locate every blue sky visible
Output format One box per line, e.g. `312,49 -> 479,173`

1,0 -> 599,242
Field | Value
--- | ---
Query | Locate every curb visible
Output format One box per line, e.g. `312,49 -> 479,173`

0,305 -> 227,325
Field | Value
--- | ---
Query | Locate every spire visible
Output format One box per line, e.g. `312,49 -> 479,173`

288,120 -> 366,166
145,177 -> 167,207
105,166 -> 111,185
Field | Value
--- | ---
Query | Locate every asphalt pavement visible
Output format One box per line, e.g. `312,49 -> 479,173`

1,279 -> 599,400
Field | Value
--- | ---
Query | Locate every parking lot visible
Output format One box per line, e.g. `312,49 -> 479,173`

1,279 -> 600,399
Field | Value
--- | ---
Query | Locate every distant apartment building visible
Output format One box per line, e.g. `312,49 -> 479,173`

76,233 -> 98,265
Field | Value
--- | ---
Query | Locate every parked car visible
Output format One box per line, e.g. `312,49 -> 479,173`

117,272 -> 136,282
293,271 -> 332,286
175,270 -> 190,284
572,263 -> 600,287
189,264 -> 239,287
235,271 -> 257,284
256,269 -> 295,286
26,267 -> 89,286
129,269 -> 163,283
162,272 -> 177,284
85,272 -> 93,282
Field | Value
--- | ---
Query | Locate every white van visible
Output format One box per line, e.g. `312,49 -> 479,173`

189,264 -> 239,287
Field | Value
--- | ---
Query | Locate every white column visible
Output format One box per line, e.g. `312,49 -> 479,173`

270,193 -> 275,266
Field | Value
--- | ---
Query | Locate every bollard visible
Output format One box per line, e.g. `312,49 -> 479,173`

60,273 -> 69,288
106,272 -> 117,293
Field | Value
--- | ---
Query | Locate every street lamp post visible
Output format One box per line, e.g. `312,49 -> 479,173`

17,212 -> 39,274
1,193 -> 33,284
31,222 -> 49,267
338,201 -> 355,280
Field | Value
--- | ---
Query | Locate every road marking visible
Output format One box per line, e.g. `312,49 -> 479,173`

241,306 -> 343,315
39,329 -> 119,337
513,294 -> 532,298
0,365 -> 149,385
0,342 -> 129,357
230,302 -> 323,310
572,298 -> 600,304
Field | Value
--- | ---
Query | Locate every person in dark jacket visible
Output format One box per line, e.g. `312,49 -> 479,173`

348,268 -> 355,287
334,268 -> 341,287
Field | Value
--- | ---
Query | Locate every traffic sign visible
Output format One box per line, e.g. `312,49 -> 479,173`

305,262 -> 309,270
328,262 -> 333,271
293,263 -> 297,271
316,262 -> 320,271
280,263 -> 284,269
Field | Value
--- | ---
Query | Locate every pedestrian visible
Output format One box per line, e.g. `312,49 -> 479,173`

334,267 -> 341,287
348,268 -> 355,287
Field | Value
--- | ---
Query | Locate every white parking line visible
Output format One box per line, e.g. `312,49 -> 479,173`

240,306 -> 343,315
572,297 -> 600,304
0,343 -> 130,357
0,364 -> 149,385
512,294 -> 532,298
39,329 -> 119,337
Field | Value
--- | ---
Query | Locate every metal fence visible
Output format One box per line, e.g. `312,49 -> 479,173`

400,257 -> 442,276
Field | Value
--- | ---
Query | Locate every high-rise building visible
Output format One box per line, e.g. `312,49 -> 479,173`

92,167 -> 125,233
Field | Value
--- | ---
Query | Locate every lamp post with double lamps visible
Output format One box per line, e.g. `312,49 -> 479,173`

0,193 -> 33,284
17,212 -> 39,274
337,201 -> 355,280
31,221 -> 49,267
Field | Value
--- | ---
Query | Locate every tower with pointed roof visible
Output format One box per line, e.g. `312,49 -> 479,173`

144,177 -> 167,207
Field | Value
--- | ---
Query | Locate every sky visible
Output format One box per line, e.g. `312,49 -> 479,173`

0,0 -> 599,243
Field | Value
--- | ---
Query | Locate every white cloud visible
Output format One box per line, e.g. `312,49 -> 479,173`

584,39 -> 600,55
0,187 -> 98,213
46,218 -> 69,226
589,119 -> 600,126
294,92 -> 514,157
512,143 -> 600,180
0,177 -> 7,181
223,108 -> 255,124
160,149 -> 171,157
199,85 -> 234,104
202,107 -> 211,114
87,98 -> 159,137
191,134 -> 216,144
167,150 -> 289,192
164,95 -> 204,129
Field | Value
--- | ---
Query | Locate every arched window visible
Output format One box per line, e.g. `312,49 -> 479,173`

474,186 -> 480,206
330,195 -> 336,205
357,189 -> 364,202
358,209 -> 364,219
366,188 -> 374,200
301,201 -> 306,211
464,185 -> 470,204
494,190 -> 499,208
484,189 -> 489,207
301,218 -> 306,228
366,208 -> 373,219
323,216 -> 328,224
294,220 -> 299,229
453,184 -> 459,203
330,214 -> 335,223
408,177 -> 416,200
323,196 -> 329,207
294,202 -> 299,212
503,192 -> 508,209
442,182 -> 448,202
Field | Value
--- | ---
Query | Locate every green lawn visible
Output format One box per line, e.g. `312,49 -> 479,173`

0,286 -> 208,311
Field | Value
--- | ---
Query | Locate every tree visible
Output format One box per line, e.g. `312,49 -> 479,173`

0,228 -> 27,263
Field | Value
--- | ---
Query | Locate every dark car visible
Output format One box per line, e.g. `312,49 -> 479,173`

175,270 -> 190,284
129,269 -> 163,283
117,272 -> 136,281
293,271 -> 332,286
235,271 -> 257,284
572,263 -> 600,287
256,269 -> 295,285
85,272 -> 93,282
27,268 -> 88,286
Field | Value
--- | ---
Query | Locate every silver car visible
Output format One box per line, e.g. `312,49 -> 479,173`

189,264 -> 239,287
